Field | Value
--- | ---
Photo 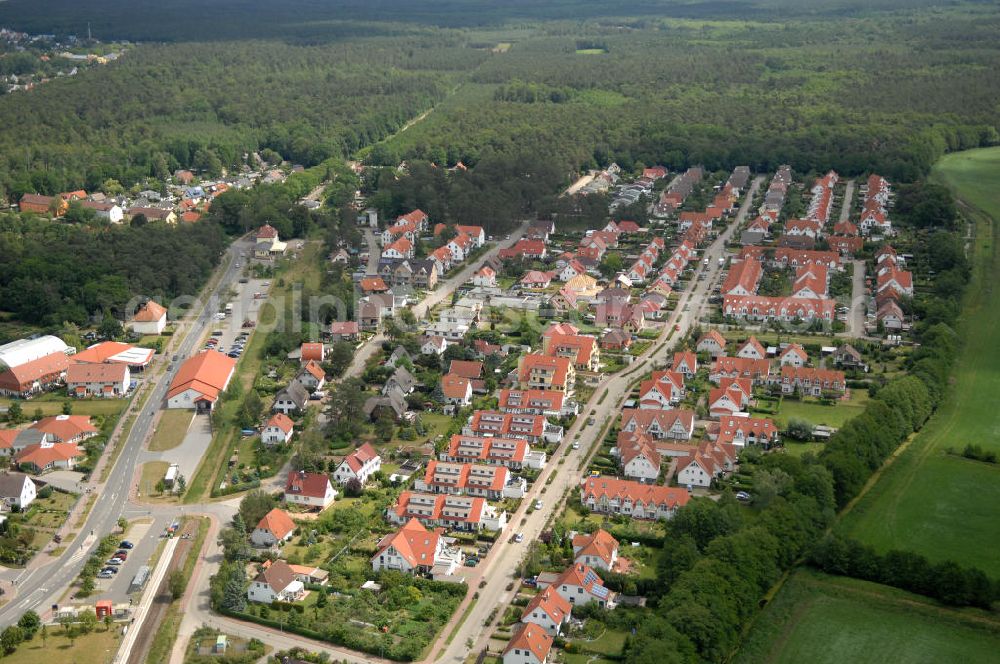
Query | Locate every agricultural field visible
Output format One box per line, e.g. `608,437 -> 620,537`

735,570 -> 1000,664
838,147 -> 1000,575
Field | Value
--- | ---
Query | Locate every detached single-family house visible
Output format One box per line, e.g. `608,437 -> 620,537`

696,330 -> 728,357
130,300 -> 168,335
371,518 -> 461,576
261,413 -> 295,445
441,374 -> 473,406
0,472 -> 36,510
250,508 -> 296,547
521,587 -> 571,636
297,360 -> 326,391
551,563 -> 614,608
778,344 -> 809,367
504,624 -> 553,664
273,379 -> 309,414
331,443 -> 382,486
284,470 -> 337,510
247,560 -> 305,604
572,529 -> 619,572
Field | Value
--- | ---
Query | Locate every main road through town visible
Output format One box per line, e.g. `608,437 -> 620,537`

0,236 -> 255,628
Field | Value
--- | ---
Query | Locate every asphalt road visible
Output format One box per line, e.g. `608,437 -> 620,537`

0,237 -> 253,627
429,177 -> 763,664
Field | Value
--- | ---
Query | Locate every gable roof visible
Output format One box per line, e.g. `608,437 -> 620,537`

285,470 -> 331,498
256,508 -> 296,540
441,373 -> 472,400
572,529 -> 619,567
167,351 -> 236,402
265,413 -> 295,434
30,415 -> 97,443
133,300 -> 167,322
504,624 -> 554,662
522,586 -> 571,625
256,559 -> 297,591
449,360 -> 483,379
374,518 -> 441,568
342,442 -> 379,473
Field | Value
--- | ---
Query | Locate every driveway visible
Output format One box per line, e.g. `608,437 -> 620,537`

140,413 -> 210,490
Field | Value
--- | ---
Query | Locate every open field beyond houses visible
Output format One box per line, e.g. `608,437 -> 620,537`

838,147 -> 1000,574
735,571 -> 1000,664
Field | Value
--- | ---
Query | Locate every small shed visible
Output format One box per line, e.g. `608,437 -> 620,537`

95,600 -> 113,619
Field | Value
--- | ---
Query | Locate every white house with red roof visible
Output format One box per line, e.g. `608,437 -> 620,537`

779,344 -> 809,368
638,371 -> 685,409
447,233 -> 475,262
549,562 -> 615,608
472,266 -> 497,288
372,518 -> 461,576
129,300 -> 168,335
774,366 -> 846,396
382,237 -> 414,260
416,461 -> 517,500
709,378 -> 753,417
284,470 -> 337,509
735,337 -> 766,360
297,360 -> 326,392
712,415 -> 780,448
331,443 -> 381,486
248,560 -> 304,604
441,374 -> 473,406
261,413 -> 295,445
504,624 -> 554,664
559,259 -> 587,283
677,441 -> 738,488
579,476 -> 690,520
620,408 -> 695,441
166,350 -> 237,411
618,435 -> 662,482
671,351 -> 698,377
572,529 -> 619,572
250,508 -> 297,547
387,491 -> 507,532
521,587 -> 571,636
696,330 -> 728,357
65,362 -> 130,398
710,356 -> 771,384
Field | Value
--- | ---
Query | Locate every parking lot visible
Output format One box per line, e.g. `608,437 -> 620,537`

89,518 -> 164,603
202,269 -> 271,359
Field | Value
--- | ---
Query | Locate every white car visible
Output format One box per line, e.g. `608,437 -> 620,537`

534,499 -> 543,510
514,533 -> 524,543
572,442 -> 580,450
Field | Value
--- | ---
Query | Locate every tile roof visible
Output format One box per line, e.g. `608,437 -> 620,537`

374,518 -> 441,568
257,508 -> 296,540
133,300 -> 167,322
285,470 -> 331,499
504,624 -> 554,662
167,351 -> 236,403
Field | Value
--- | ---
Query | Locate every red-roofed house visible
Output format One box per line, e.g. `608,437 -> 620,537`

712,415 -> 780,448
166,351 -> 236,411
677,441 -> 738,488
549,562 -> 614,609
262,413 -> 295,445
722,259 -> 763,296
441,374 -> 473,406
417,461 -> 514,500
284,470 -> 337,509
387,492 -> 506,532
580,476 -> 690,521
372,518 -> 461,575
620,408 -> 695,441
518,355 -> 575,394
773,366 -> 846,396
543,333 -> 600,372
504,624 -> 554,664
332,443 -> 382,486
500,239 -> 547,261
735,336 -> 766,360
251,508 -> 297,547
383,237 -> 414,259
300,343 -> 326,363
15,442 -> 85,474
572,529 -> 619,572
30,415 -> 98,444
130,300 -> 168,335
638,371 -> 685,409
520,271 -> 553,289
779,344 -> 809,368
619,435 -> 662,482
671,351 -> 697,377
709,378 -> 753,417
65,362 -> 130,398
521,588 -> 571,636
472,266 -> 497,288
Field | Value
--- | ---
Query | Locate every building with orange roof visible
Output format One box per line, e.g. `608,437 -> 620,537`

722,258 -> 763,296
30,415 -> 98,444
696,329 -> 728,357
521,587 -> 571,636
15,441 -> 85,474
620,408 -> 695,441
542,333 -> 600,372
440,434 -> 537,470
284,470 -> 337,509
250,508 -> 297,547
0,352 -> 70,398
297,360 -> 326,391
261,413 -> 295,445
518,354 -> 575,394
464,410 -> 561,445
637,370 -> 685,409
331,442 -> 382,486
19,193 -> 66,216
548,562 -> 615,609
300,343 -> 325,363
382,237 -> 414,260
709,378 -> 753,417
571,529 -> 619,572
372,518 -> 461,576
735,336 -> 767,360
711,415 -> 780,448
72,341 -> 154,368
579,476 -> 690,521
65,362 -> 130,398
441,374 -> 473,406
504,624 -> 554,664
448,360 -> 483,379
677,440 -> 739,488
130,300 -> 167,335
497,389 -> 571,418
778,343 -> 809,368
416,461 -> 515,500
671,351 -> 698,377
472,265 -> 497,288
773,366 -> 846,396
387,491 -> 506,532
359,277 -> 389,294
618,433 -> 662,481
166,350 -> 237,411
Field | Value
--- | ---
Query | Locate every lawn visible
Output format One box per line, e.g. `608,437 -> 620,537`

734,570 -> 1000,664
0,396 -> 126,418
837,148 -> 1000,574
2,626 -> 122,664
139,461 -> 172,498
147,410 -> 193,451
767,391 -> 868,429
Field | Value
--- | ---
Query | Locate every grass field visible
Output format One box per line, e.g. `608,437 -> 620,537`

147,410 -> 193,451
0,396 -> 126,418
771,391 -> 868,428
139,461 -> 172,497
838,147 -> 1000,574
735,570 -> 1000,664
3,626 -> 122,664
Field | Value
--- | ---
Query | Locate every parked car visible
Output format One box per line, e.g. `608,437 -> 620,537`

572,442 -> 580,450
119,541 -> 134,549
105,558 -> 122,566
98,570 -> 114,579
514,533 -> 524,543
534,499 -> 543,510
